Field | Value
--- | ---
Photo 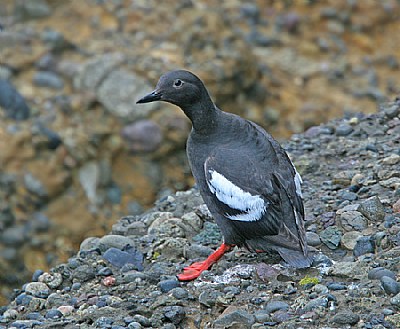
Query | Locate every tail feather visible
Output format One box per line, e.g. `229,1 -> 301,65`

276,247 -> 314,268
245,236 -> 315,268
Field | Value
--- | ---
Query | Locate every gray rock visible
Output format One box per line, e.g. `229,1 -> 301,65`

329,261 -> 365,279
358,196 -> 385,222
159,279 -> 180,293
79,161 -> 100,205
121,120 -> 162,153
71,264 -> 95,282
254,310 -> 271,323
341,231 -> 363,250
0,79 -> 31,120
103,247 -> 143,270
0,226 -> 26,246
97,69 -> 158,121
199,289 -> 223,307
170,287 -> 188,300
163,306 -> 185,325
74,53 -> 125,91
337,210 -> 368,231
33,71 -> 64,89
353,236 -> 375,257
24,172 -> 48,198
264,300 -> 289,314
14,0 -> 51,19
192,221 -> 222,245
332,311 -> 360,325
335,124 -> 353,136
368,267 -> 396,280
381,276 -> 400,295
97,235 -> 135,252
25,282 -> 50,298
214,308 -> 255,329
306,232 -> 321,246
320,226 -> 342,249
390,292 -> 400,308
183,243 -> 214,260
383,103 -> 400,118
302,297 -> 328,312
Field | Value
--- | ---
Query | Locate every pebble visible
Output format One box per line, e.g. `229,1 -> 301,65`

24,282 -> 50,298
0,79 -> 31,120
97,267 -> 113,276
159,279 -> 180,293
213,307 -> 255,328
368,267 -> 396,280
199,289 -> 223,307
71,264 -> 95,282
358,196 -> 385,222
44,309 -> 63,319
319,226 -> 342,249
14,0 -> 51,19
380,276 -> 400,295
341,231 -> 363,250
121,120 -> 163,153
163,306 -> 185,325
305,231 -> 321,246
264,301 -> 289,313
353,236 -> 375,257
332,311 -> 360,325
335,124 -> 353,136
302,297 -> 328,312
170,287 -> 188,300
33,71 -> 64,89
390,293 -> 400,307
327,282 -> 347,291
103,247 -> 143,270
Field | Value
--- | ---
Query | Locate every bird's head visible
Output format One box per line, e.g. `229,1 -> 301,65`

136,70 -> 211,110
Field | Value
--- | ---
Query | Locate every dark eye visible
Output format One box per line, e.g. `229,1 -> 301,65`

173,79 -> 183,88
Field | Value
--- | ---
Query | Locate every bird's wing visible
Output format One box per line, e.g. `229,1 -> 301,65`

204,145 -> 307,254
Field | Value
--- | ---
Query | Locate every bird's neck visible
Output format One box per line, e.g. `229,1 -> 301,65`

183,100 -> 220,135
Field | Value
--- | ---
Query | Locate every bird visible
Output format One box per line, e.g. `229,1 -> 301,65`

136,70 -> 314,281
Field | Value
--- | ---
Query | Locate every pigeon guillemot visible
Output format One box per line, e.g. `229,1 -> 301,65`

137,70 -> 314,281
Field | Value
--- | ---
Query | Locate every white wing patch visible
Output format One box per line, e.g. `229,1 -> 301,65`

294,170 -> 303,198
207,170 -> 266,222
289,159 -> 303,198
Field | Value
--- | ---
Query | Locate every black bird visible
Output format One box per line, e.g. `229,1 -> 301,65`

137,70 -> 313,281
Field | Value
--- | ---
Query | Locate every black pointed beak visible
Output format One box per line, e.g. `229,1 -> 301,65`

136,90 -> 161,104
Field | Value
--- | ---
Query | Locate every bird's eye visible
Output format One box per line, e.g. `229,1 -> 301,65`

173,79 -> 183,88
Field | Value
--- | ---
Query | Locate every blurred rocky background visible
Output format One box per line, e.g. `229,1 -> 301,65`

0,0 -> 399,304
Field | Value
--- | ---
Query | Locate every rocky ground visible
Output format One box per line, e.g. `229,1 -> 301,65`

1,0 -> 400,308
0,101 -> 399,328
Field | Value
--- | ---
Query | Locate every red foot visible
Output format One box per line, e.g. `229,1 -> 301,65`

177,243 -> 233,281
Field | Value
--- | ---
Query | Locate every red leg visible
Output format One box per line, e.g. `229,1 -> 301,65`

177,243 -> 234,281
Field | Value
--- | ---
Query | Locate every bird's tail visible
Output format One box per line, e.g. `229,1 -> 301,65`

276,247 -> 315,268
245,237 -> 315,268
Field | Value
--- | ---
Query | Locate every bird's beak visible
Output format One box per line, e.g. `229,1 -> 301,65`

136,90 -> 161,104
